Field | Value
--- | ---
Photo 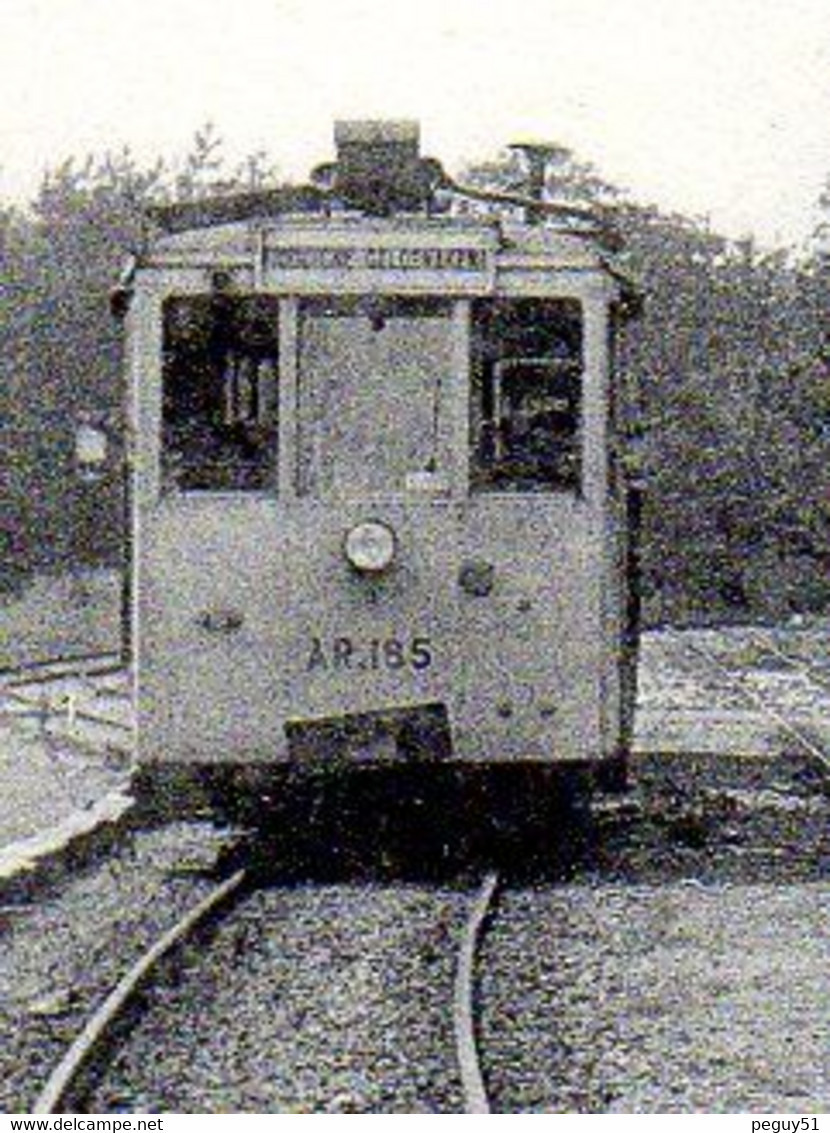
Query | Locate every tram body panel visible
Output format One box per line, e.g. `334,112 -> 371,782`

136,497 -> 608,765
127,189 -> 635,776
456,499 -> 606,762
137,501 -> 291,761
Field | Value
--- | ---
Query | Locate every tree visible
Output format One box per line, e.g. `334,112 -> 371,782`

3,129 -> 282,581
3,132 -> 827,621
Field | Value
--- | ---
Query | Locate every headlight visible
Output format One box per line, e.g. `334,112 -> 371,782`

344,520 -> 396,573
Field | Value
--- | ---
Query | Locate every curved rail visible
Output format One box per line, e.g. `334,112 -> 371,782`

685,639 -> 830,772
453,871 -> 500,1114
35,865 -> 501,1113
32,868 -> 247,1114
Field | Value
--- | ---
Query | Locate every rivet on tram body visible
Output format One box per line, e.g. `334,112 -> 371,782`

458,560 -> 495,597
197,608 -> 244,633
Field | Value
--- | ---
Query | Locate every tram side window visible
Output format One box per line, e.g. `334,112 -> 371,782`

471,298 -> 583,493
161,295 -> 280,492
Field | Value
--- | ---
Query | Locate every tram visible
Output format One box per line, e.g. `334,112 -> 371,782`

120,121 -> 640,817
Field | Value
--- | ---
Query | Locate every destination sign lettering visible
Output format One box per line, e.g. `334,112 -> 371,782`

268,245 -> 490,272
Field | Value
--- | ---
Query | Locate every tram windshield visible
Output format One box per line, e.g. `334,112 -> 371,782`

297,296 -> 454,498
161,295 -> 280,492
470,298 -> 583,493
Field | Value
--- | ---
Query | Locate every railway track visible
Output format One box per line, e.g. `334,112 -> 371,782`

0,652 -> 132,737
762,622 -> 830,684
32,869 -> 248,1114
0,652 -> 125,685
684,634 -> 830,773
474,634 -> 829,1112
744,628 -> 830,697
32,867 -> 500,1114
8,630 -> 830,1112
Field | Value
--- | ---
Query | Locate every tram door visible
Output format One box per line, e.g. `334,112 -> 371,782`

296,297 -> 456,499
285,296 -> 462,727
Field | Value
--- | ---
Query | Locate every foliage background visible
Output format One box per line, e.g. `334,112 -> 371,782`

2,130 -> 828,624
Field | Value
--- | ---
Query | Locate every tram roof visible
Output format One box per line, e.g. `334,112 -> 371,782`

122,122 -> 640,312
146,185 -> 620,249
144,211 -> 633,291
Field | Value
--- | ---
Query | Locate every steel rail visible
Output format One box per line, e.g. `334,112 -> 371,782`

748,631 -> 830,697
453,870 -> 500,1114
2,654 -> 131,733
685,638 -> 830,772
31,868 -> 247,1114
1,652 -> 123,683
1,685 -> 133,733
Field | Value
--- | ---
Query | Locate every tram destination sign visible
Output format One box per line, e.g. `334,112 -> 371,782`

268,245 -> 490,272
263,235 -> 498,294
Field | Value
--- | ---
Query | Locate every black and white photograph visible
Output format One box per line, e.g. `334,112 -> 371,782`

1,0 -> 828,1116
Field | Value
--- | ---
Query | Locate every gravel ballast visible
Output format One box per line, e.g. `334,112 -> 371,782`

480,881 -> 829,1113
0,822 -> 238,1113
84,884 -> 471,1113
2,622 -> 828,1113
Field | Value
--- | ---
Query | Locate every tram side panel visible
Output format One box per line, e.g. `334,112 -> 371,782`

583,294 -> 632,767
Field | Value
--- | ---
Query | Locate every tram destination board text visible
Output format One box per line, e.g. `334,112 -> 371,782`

268,245 -> 491,272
